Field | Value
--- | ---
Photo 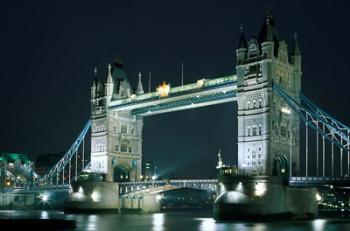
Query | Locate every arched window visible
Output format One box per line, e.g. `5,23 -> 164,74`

259,125 -> 262,135
120,140 -> 129,152
121,124 -> 127,133
252,127 -> 257,136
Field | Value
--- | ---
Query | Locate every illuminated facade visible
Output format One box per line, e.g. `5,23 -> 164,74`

90,60 -> 143,182
236,14 -> 301,175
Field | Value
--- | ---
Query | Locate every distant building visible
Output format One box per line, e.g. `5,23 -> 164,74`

0,152 -> 34,187
142,161 -> 157,181
35,152 -> 64,176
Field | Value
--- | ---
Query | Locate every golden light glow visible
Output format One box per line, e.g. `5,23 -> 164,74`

281,107 -> 291,114
254,183 -> 267,197
315,193 -> 322,202
157,81 -> 170,97
196,79 -> 204,88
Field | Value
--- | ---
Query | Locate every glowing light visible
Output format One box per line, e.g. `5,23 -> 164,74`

78,186 -> 84,194
312,219 -> 327,231
91,191 -> 100,202
315,193 -> 322,202
156,194 -> 162,201
140,175 -> 144,180
40,193 -> 49,202
254,183 -> 267,197
281,107 -> 291,114
281,168 -> 285,173
157,81 -> 170,97
152,213 -> 164,230
236,182 -> 243,192
198,218 -> 216,231
6,181 -> 11,187
152,175 -> 157,180
330,185 -> 334,189
40,211 -> 49,219
196,79 -> 204,88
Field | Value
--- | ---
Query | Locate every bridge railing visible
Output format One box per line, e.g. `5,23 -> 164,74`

118,179 -> 217,195
39,120 -> 91,185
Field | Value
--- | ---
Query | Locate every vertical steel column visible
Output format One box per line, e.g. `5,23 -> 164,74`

340,136 -> 343,177
331,131 -> 334,176
305,119 -> 308,183
82,137 -> 85,169
322,124 -> 325,178
62,166 -> 65,184
289,114 -> 293,177
316,120 -> 319,177
348,134 -> 350,176
56,173 -> 59,185
75,149 -> 78,180
69,160 -> 71,185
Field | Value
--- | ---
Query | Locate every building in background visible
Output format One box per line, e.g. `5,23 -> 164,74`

142,161 -> 158,181
35,152 -> 65,176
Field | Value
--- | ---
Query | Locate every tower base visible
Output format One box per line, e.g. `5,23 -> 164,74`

64,180 -> 120,213
213,176 -> 317,220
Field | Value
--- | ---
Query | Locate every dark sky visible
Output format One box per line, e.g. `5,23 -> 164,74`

1,1 -> 350,178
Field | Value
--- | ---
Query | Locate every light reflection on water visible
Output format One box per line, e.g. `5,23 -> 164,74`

152,213 -> 164,231
0,210 -> 349,231
312,219 -> 327,231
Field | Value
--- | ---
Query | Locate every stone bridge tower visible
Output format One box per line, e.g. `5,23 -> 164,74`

236,14 -> 301,176
90,59 -> 143,182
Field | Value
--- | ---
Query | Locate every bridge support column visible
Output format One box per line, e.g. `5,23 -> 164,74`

214,175 -> 317,220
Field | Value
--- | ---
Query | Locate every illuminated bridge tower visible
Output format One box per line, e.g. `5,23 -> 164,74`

90,59 -> 143,182
236,14 -> 301,176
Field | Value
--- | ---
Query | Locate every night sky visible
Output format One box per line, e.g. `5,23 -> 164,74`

1,1 -> 350,178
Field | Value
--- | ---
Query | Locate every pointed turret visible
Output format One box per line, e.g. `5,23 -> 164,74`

136,72 -> 144,95
238,24 -> 247,49
258,9 -> 279,58
91,67 -> 98,99
110,56 -> 133,98
105,64 -> 114,99
236,24 -> 248,64
291,32 -> 301,56
216,149 -> 223,169
106,64 -> 113,84
258,8 -> 278,44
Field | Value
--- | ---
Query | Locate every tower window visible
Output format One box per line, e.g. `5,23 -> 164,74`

252,151 -> 256,158
131,127 -> 135,135
252,127 -> 257,136
121,124 -> 128,134
128,147 -> 133,153
280,126 -> 287,137
259,125 -> 262,135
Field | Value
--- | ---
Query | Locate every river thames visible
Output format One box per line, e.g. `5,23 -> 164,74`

0,210 -> 349,231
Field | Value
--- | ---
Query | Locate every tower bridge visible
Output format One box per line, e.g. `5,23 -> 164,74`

2,12 -> 350,218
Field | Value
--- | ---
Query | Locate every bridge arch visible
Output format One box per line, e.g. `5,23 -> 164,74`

272,153 -> 288,177
113,165 -> 130,182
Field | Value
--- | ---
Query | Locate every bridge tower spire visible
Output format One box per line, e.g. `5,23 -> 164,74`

236,24 -> 247,64
216,149 -> 223,169
136,72 -> 144,95
105,64 -> 114,103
